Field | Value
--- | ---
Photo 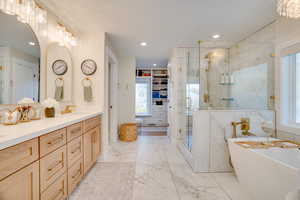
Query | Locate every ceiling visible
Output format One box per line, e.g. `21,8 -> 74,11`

40,0 -> 277,67
0,12 -> 40,58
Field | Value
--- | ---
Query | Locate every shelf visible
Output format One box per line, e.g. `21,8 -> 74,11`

137,76 -> 151,78
221,97 -> 235,101
219,83 -> 234,86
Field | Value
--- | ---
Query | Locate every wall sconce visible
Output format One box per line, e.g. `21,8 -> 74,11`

0,0 -> 48,35
57,23 -> 77,47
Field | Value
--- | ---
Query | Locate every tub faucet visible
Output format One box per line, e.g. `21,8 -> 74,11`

231,118 -> 255,138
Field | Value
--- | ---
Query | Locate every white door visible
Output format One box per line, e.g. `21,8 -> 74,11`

108,61 -> 119,142
13,59 -> 38,103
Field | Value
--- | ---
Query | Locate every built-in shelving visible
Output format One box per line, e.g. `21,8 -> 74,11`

152,69 -> 168,105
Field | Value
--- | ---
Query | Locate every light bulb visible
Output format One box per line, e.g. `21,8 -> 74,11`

36,7 -> 46,24
70,36 -> 77,46
3,0 -> 17,15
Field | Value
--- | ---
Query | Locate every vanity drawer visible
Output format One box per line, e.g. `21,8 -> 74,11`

0,138 -> 39,180
67,136 -> 83,167
40,146 -> 67,192
67,122 -> 83,142
83,116 -> 101,133
41,173 -> 67,200
68,158 -> 83,195
40,128 -> 67,157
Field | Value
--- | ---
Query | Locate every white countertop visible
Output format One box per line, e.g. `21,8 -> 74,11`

0,111 -> 103,150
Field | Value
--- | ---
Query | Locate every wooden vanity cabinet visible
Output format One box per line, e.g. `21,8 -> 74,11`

83,125 -> 101,174
39,128 -> 67,157
0,115 -> 102,200
0,161 -> 39,200
41,173 -> 67,200
40,146 -> 67,192
0,138 -> 39,181
68,158 -> 84,195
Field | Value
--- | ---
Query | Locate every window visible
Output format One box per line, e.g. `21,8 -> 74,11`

135,78 -> 151,115
186,83 -> 200,111
281,46 -> 300,125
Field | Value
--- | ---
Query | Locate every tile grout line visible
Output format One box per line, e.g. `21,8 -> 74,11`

211,174 -> 234,200
162,145 -> 183,200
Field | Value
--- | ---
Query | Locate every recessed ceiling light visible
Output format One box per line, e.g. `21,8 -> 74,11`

140,42 -> 147,46
29,42 -> 35,46
153,64 -> 157,66
212,34 -> 221,39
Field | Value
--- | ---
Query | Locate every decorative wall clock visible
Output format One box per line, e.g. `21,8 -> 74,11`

81,59 -> 97,76
52,60 -> 68,75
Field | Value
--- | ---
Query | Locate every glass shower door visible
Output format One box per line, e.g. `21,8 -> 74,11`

184,48 -> 200,151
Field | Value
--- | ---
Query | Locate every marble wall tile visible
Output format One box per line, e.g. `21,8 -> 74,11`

191,110 -> 274,172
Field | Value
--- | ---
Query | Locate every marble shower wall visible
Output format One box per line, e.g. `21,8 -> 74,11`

200,22 -> 276,110
228,23 -> 276,110
191,110 -> 274,173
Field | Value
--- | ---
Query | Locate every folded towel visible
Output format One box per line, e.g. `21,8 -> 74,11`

84,86 -> 93,102
54,86 -> 64,101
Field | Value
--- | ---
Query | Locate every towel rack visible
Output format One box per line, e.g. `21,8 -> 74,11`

81,77 -> 93,87
55,77 -> 64,86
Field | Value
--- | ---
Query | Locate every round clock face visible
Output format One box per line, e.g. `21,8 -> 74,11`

81,59 -> 97,76
52,60 -> 68,75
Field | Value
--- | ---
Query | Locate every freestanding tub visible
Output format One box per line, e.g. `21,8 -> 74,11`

228,137 -> 300,200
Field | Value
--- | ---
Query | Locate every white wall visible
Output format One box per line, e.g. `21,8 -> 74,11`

72,32 -> 105,111
117,56 -> 136,125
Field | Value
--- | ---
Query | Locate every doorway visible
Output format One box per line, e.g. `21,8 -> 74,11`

106,56 -> 119,144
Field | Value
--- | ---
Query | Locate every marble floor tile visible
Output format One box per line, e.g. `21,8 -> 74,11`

165,145 -> 231,200
69,162 -> 135,200
212,173 -> 253,200
69,136 -> 251,200
101,141 -> 138,163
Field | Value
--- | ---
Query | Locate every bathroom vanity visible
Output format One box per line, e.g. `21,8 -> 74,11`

0,112 -> 102,200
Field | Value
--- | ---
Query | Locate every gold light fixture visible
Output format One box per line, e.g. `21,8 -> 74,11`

277,0 -> 300,19
0,0 -> 47,33
57,23 -> 77,47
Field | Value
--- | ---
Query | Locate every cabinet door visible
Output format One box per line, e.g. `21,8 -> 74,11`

92,126 -> 101,161
0,161 -> 39,200
83,129 -> 94,174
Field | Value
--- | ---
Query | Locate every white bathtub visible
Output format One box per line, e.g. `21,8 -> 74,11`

228,137 -> 300,200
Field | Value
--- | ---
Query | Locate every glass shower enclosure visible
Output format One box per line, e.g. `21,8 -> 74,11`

181,47 -> 201,151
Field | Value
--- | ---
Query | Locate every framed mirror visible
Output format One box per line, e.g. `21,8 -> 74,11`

46,43 -> 73,102
0,11 -> 40,104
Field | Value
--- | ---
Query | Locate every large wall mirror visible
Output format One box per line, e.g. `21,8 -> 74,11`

0,11 -> 40,104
